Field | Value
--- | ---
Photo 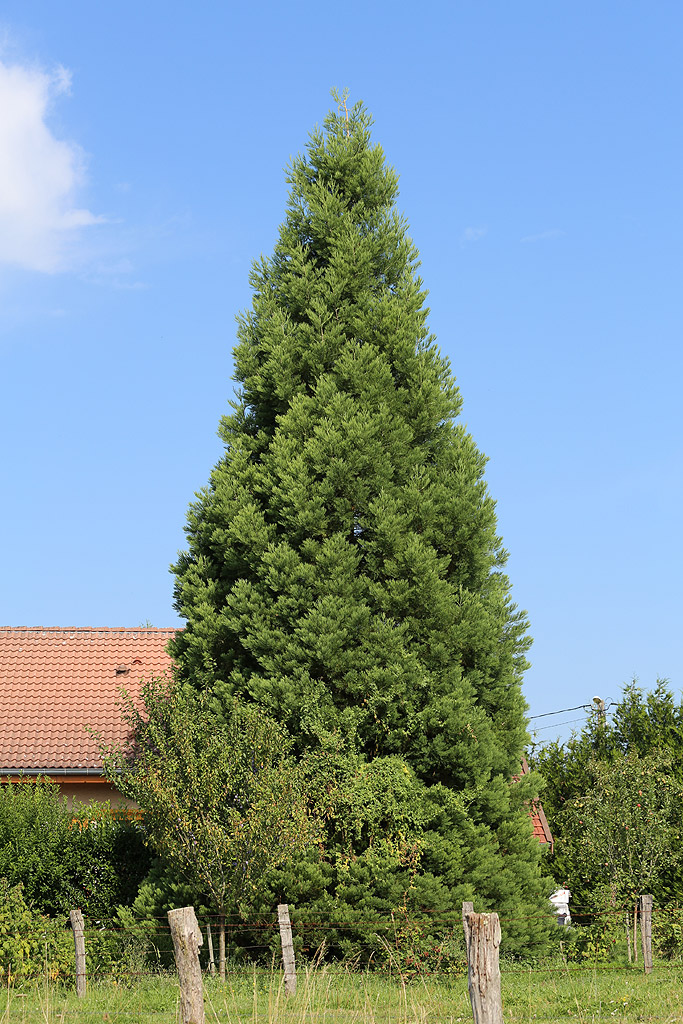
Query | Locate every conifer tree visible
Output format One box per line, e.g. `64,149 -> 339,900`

170,95 -> 551,949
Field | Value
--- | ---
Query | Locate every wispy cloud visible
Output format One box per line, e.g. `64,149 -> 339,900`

460,226 -> 487,245
0,58 -> 103,272
81,258 -> 149,291
520,229 -> 564,244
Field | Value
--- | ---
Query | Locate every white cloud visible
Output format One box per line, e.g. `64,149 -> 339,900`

461,226 -> 487,244
521,229 -> 564,243
0,59 -> 102,272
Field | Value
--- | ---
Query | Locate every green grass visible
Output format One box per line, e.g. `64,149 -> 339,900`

2,963 -> 683,1023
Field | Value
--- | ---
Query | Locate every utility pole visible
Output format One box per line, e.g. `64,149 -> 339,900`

592,695 -> 606,724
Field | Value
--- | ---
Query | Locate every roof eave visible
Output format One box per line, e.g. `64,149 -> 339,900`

0,768 -> 105,777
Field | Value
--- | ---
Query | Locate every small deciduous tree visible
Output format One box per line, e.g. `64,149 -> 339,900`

103,681 -> 317,979
561,750 -> 681,915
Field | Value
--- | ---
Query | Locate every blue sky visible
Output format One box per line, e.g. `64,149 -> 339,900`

1,2 -> 681,743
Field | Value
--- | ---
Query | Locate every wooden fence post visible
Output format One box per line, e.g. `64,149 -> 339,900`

462,902 -> 474,960
277,903 -> 296,996
466,912 -> 503,1024
639,895 -> 653,975
69,909 -> 86,998
206,922 -> 216,976
168,907 -> 205,1024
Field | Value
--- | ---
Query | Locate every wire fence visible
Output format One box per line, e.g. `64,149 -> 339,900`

4,905 -> 683,1024
9,902 -> 683,982
4,906 -> 683,979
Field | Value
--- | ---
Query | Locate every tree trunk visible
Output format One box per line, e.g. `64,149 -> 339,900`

219,913 -> 226,982
633,903 -> 638,963
626,912 -> 632,963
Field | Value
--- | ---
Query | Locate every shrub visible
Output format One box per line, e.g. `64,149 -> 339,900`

0,879 -> 72,981
0,779 -> 150,919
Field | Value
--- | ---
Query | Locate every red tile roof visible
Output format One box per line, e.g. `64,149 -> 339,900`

517,756 -> 554,851
0,627 -> 175,774
0,627 -> 556,855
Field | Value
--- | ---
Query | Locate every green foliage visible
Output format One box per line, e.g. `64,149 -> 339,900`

0,878 -> 50,981
167,97 -> 551,948
83,924 -> 153,984
0,780 -> 150,920
0,879 -> 77,981
531,680 -> 683,819
560,751 -> 682,911
557,918 -> 621,964
103,679 -> 318,923
0,878 -> 161,985
530,681 -> 683,914
652,908 -> 683,959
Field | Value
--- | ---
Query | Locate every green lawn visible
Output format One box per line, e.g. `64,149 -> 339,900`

2,964 -> 683,1023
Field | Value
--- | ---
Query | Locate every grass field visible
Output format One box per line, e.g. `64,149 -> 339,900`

2,963 -> 683,1023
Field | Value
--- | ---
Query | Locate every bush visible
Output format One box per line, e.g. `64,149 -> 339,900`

653,908 -> 683,960
0,780 -> 151,920
0,879 -> 73,981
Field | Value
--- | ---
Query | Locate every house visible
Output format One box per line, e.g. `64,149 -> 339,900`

0,626 -> 555,847
0,627 -> 175,807
517,756 -> 554,851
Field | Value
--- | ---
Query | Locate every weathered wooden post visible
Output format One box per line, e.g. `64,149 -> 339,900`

639,895 -> 653,975
69,908 -> 86,998
206,922 -> 216,976
466,912 -> 503,1024
462,901 -> 474,961
277,903 -> 296,996
168,907 -> 205,1024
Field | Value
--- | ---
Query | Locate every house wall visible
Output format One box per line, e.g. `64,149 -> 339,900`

2,775 -> 138,810
56,779 -> 138,810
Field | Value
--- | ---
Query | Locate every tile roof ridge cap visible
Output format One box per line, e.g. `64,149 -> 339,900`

0,626 -> 179,632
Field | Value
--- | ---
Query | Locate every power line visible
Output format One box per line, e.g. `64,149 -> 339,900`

528,703 -> 592,721
528,700 -> 616,722
532,715 -> 590,734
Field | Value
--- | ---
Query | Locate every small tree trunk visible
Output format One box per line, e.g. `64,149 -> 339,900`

168,906 -> 204,1024
206,923 -> 216,976
633,903 -> 638,963
278,903 -> 296,996
69,909 -> 86,998
466,912 -> 503,1024
218,913 -> 226,982
626,912 -> 632,963
639,895 -> 653,975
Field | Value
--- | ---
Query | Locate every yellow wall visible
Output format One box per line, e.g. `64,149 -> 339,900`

57,780 -> 139,810
2,776 -> 139,811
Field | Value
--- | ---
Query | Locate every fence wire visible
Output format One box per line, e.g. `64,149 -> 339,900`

2,903 -> 683,1024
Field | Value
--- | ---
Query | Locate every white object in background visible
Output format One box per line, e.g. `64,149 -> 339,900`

549,887 -> 571,925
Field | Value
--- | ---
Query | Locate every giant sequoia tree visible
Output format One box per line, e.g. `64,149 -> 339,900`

170,98 -> 551,949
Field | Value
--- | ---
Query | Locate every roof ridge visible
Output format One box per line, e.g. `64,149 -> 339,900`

0,626 -> 178,633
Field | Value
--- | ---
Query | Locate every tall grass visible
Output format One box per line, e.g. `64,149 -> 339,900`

1,963 -> 683,1023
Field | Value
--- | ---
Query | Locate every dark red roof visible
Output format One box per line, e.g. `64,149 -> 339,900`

517,756 -> 554,850
0,627 -> 175,773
